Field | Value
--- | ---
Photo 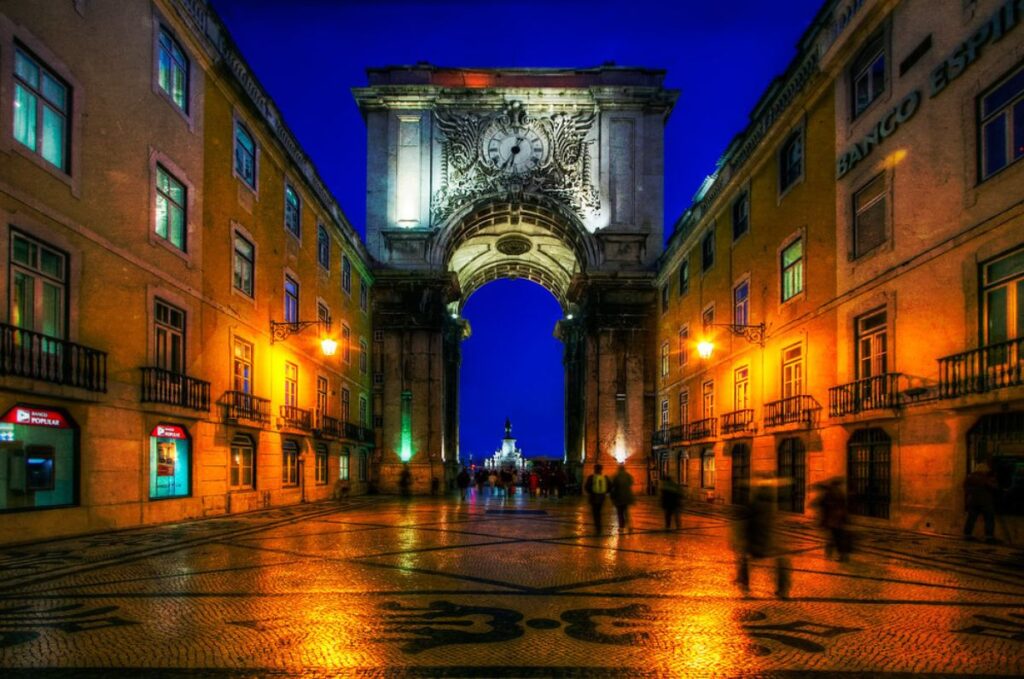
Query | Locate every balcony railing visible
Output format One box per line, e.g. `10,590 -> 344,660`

654,425 -> 686,447
316,412 -> 342,438
765,395 -> 821,428
280,405 -> 312,431
721,409 -> 755,434
344,421 -> 373,443
0,322 -> 107,392
829,373 -> 902,416
939,338 -> 1024,398
140,367 -> 210,411
221,390 -> 271,424
685,417 -> 717,440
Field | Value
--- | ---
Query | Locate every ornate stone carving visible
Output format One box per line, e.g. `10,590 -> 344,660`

433,101 -> 599,224
495,235 -> 532,256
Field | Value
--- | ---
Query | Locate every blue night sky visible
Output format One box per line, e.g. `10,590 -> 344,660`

211,0 -> 823,461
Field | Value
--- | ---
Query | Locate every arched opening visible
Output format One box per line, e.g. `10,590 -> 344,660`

731,442 -> 751,506
459,278 -> 564,468
968,412 -> 1024,515
847,428 -> 891,519
777,437 -> 806,513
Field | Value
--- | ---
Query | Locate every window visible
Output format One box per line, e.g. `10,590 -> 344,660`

661,285 -> 669,313
359,276 -> 368,312
284,275 -> 299,324
678,450 -> 689,486
778,129 -> 803,194
316,375 -> 328,418
234,121 -> 256,188
777,438 -> 806,512
13,46 -> 69,172
341,387 -> 350,423
154,299 -> 185,373
342,255 -> 352,294
731,444 -> 750,506
979,63 -> 1024,180
317,225 -> 330,269
359,395 -> 368,427
284,361 -> 298,408
157,27 -> 189,113
702,380 -> 714,419
155,165 -> 186,251
782,344 -> 803,398
339,448 -> 350,481
317,301 -> 331,330
9,231 -> 66,339
150,425 -> 191,499
284,185 -> 301,237
678,326 -> 689,367
982,247 -> 1024,346
660,399 -> 669,429
734,366 -> 749,410
732,191 -> 749,240
678,390 -> 689,427
856,309 -> 888,380
315,444 -> 329,485
701,230 -> 715,272
282,440 -> 299,487
358,450 -> 368,482
233,337 -> 253,393
229,434 -> 255,490
343,324 -> 352,363
781,238 -> 804,302
702,305 -> 715,330
233,233 -> 254,297
848,428 -> 891,519
851,43 -> 885,118
853,174 -> 887,257
701,449 -> 715,489
359,339 -> 368,374
660,342 -> 669,377
733,279 -> 749,326
678,259 -> 690,296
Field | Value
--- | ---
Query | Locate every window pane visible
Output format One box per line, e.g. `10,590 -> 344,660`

987,287 -> 1008,344
41,105 -> 65,169
1014,100 -> 1024,160
41,73 -> 65,110
155,194 -> 168,239
12,271 -> 34,329
982,67 -> 1024,118
170,203 -> 184,249
984,115 -> 1008,177
15,50 -> 39,87
782,239 -> 802,267
856,197 -> 886,256
42,282 -> 63,338
987,249 -> 1024,284
13,84 -> 37,151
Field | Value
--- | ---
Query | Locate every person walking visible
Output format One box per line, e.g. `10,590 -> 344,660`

584,463 -> 611,534
528,470 -> 540,497
659,473 -> 682,530
609,463 -> 635,533
456,467 -> 471,500
399,464 -> 412,498
964,461 -> 999,543
813,478 -> 851,560
734,476 -> 791,599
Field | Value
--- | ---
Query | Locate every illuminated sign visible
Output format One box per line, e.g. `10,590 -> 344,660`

0,406 -> 72,429
151,424 -> 188,440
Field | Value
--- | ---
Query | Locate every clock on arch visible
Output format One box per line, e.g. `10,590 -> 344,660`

484,124 -> 547,175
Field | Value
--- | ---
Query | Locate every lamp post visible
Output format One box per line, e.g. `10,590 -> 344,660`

697,322 -> 766,359
270,319 -> 337,356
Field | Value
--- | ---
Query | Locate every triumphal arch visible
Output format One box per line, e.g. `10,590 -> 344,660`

353,65 -> 677,491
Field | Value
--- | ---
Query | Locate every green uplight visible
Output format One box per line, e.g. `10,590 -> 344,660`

400,390 -> 413,462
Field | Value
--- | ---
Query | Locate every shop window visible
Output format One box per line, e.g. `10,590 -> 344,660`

234,121 -> 256,189
701,230 -> 715,272
282,439 -> 299,487
9,230 -> 66,340
701,449 -> 715,489
317,224 -> 330,269
315,444 -> 328,485
778,129 -> 803,194
284,275 -> 299,324
853,174 -> 887,258
851,37 -> 885,118
847,428 -> 891,519
342,255 -> 352,294
979,62 -> 1024,181
230,433 -> 255,490
678,259 -> 690,296
781,237 -> 804,302
339,448 -> 350,481
13,46 -> 70,172
733,279 -> 749,326
233,232 -> 254,297
0,405 -> 78,511
155,164 -> 186,251
284,184 -> 301,237
731,443 -> 750,506
157,27 -> 189,113
732,190 -> 749,240
777,438 -> 806,513
149,423 -> 190,499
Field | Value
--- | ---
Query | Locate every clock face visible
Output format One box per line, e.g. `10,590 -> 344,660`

485,126 -> 545,174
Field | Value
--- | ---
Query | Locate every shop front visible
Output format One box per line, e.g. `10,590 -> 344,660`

0,403 -> 78,512
149,423 -> 191,499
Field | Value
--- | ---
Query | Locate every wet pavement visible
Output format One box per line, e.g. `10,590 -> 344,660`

1,492 -> 1023,677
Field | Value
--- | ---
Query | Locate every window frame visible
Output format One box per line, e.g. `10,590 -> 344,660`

282,440 -> 299,487
978,61 -> 1024,182
733,277 -> 750,327
702,379 -> 714,419
342,255 -> 352,295
284,274 -> 299,324
734,365 -> 749,410
850,34 -> 887,120
359,338 -> 368,374
339,448 -> 350,481
284,184 -> 301,239
154,298 -> 186,374
229,434 -> 255,491
678,258 -> 690,297
11,43 -> 70,174
155,24 -> 190,116
778,126 -> 804,197
232,227 -> 255,299
731,190 -> 749,241
314,444 -> 329,485
8,228 -> 69,340
678,325 -> 689,367
342,324 -> 352,364
700,449 -> 715,489
678,389 -> 689,427
317,224 -> 330,270
780,235 -> 805,303
781,343 -> 804,398
232,336 -> 253,394
981,246 -> 1024,346
233,118 -> 258,191
852,172 -> 889,259
284,361 -> 298,409
660,342 -> 669,377
359,275 -> 369,313
154,163 -> 187,253
701,229 -> 715,273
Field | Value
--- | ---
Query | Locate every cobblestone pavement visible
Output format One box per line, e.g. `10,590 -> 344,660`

1,493 -> 1023,678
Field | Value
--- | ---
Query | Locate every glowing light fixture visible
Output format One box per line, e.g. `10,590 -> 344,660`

613,440 -> 627,464
399,390 -> 413,462
270,319 -> 338,356
320,337 -> 338,356
697,340 -> 715,359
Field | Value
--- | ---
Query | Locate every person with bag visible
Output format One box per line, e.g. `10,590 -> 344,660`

584,463 -> 611,534
609,463 -> 635,533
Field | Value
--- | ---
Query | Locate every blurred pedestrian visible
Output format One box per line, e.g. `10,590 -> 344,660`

660,474 -> 682,530
456,467 -> 471,500
584,463 -> 610,534
555,467 -> 568,498
734,476 -> 790,599
813,478 -> 851,561
475,468 -> 485,496
964,461 -> 999,543
610,463 -> 635,533
399,464 -> 412,498
529,470 -> 540,497
488,470 -> 497,496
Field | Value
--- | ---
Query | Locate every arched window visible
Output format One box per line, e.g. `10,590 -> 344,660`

230,434 -> 255,490
731,443 -> 751,506
847,428 -> 891,518
777,438 -> 806,512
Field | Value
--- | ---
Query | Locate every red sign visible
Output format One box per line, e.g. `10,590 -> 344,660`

151,424 -> 188,440
0,406 -> 72,429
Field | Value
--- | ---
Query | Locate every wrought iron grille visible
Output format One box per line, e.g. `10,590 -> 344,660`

0,323 -> 107,392
140,367 -> 210,411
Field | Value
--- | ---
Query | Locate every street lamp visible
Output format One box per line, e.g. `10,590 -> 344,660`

697,322 -> 767,359
270,319 -> 337,356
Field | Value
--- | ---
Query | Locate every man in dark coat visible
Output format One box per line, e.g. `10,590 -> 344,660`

609,463 -> 635,533
584,463 -> 610,534
964,462 -> 999,543
456,467 -> 471,500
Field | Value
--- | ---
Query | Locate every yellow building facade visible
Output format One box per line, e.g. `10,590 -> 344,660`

655,0 -> 1024,539
0,0 -> 373,544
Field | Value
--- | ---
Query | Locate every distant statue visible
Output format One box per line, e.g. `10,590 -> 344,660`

505,417 -> 512,438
